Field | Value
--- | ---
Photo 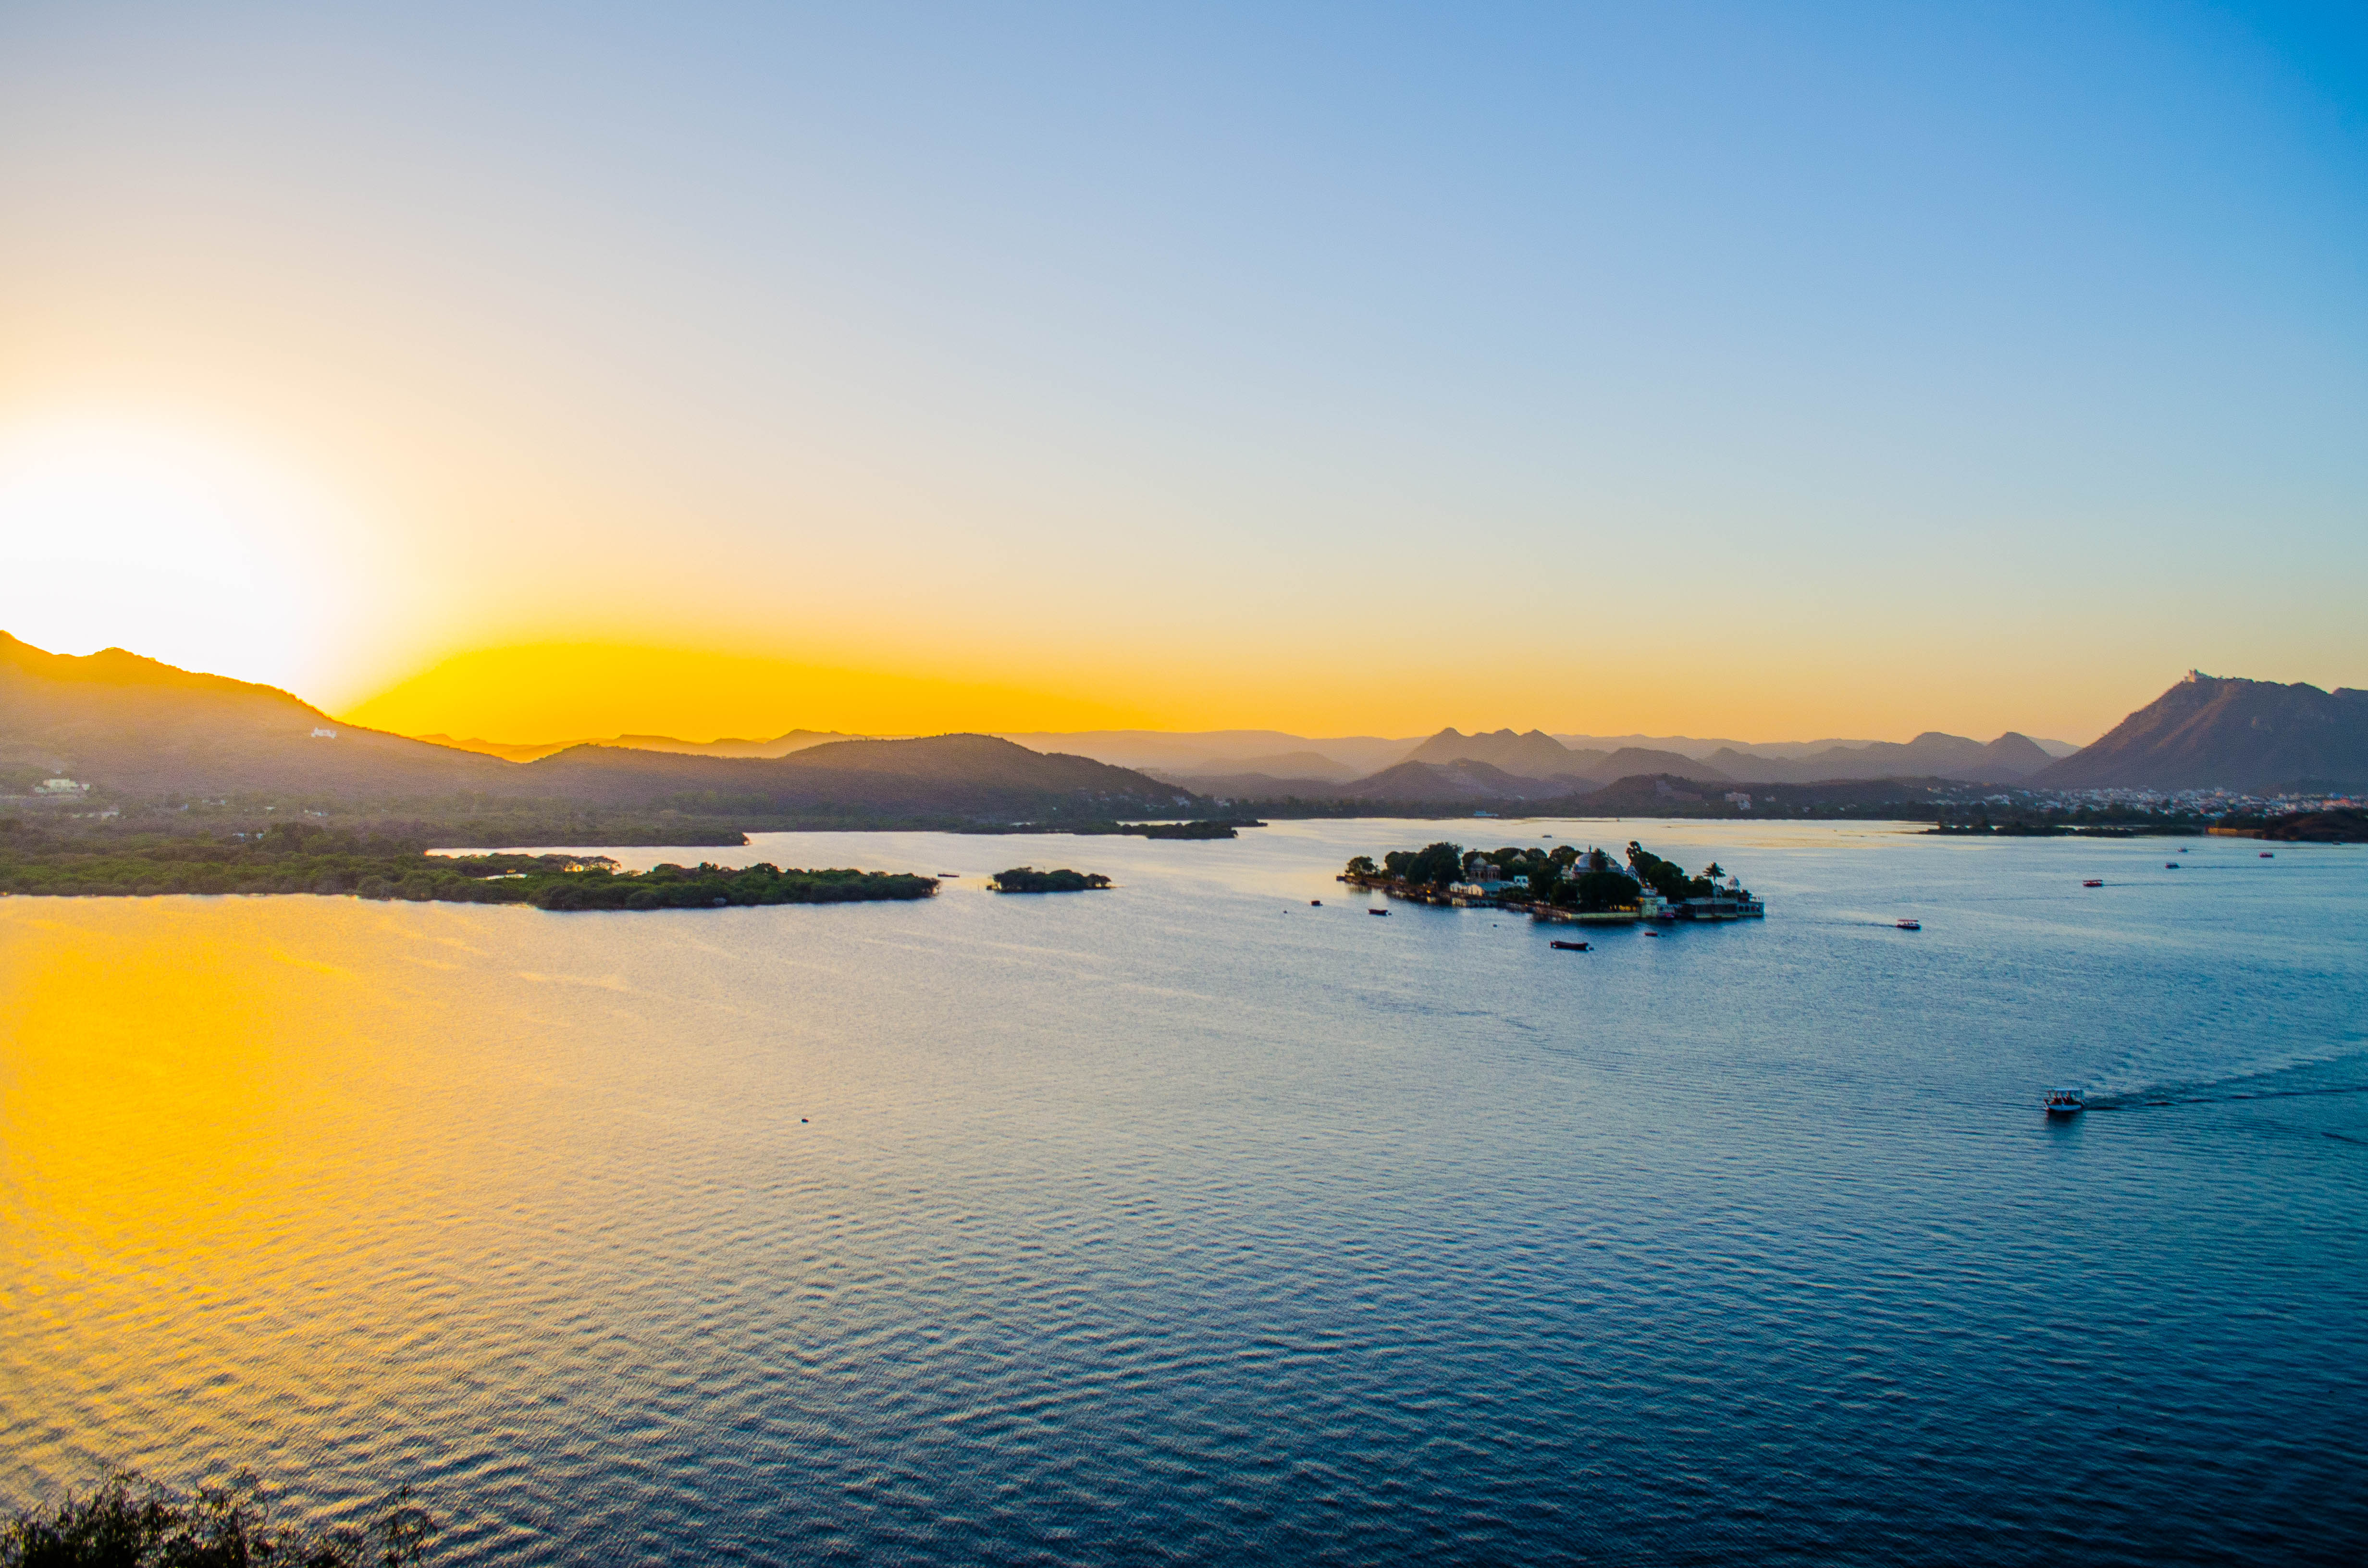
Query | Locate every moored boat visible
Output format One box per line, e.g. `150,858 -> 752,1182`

1548,939 -> 1588,951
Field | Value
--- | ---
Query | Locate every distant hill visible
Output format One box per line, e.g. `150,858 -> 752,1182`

2034,674 -> 2368,792
1147,771 -> 1349,800
421,728 -> 866,763
997,729 -> 1419,776
1709,731 -> 2051,785
1151,749 -> 1360,786
1587,746 -> 1725,784
1407,727 -> 1586,778
516,734 -> 1196,817
1333,758 -> 1595,803
1579,772 -> 1954,816
0,631 -> 509,797
0,633 -> 1199,821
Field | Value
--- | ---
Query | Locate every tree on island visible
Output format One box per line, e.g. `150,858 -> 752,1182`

1344,855 -> 1378,878
988,866 -> 1112,893
1404,841 -> 1464,887
1626,841 -> 1714,902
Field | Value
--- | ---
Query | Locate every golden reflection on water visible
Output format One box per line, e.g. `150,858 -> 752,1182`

0,897 -> 521,1494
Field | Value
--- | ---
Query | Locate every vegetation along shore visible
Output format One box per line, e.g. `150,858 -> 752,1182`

0,821 -> 936,909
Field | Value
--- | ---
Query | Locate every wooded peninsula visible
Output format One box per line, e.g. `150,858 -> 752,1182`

0,821 -> 937,910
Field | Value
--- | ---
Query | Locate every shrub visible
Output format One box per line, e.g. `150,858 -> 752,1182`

0,1469 -> 434,1567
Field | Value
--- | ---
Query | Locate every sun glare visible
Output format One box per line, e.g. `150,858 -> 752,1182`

0,419 -> 354,693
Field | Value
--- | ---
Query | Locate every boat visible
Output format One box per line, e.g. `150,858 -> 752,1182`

1895,918 -> 1921,931
2082,879 -> 2103,888
1369,908 -> 1389,917
2043,1086 -> 2086,1117
2166,862 -> 2179,869
2261,851 -> 2274,858
1310,899 -> 1322,906
1548,939 -> 1589,952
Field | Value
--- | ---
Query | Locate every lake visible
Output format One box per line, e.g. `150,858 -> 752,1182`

3,819 -> 2364,1564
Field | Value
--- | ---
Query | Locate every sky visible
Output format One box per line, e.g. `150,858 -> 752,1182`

1,1 -> 2363,745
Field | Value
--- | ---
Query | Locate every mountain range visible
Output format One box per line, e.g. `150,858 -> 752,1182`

5,633 -> 2361,811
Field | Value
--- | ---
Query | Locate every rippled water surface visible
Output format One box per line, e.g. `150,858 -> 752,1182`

5,820 -> 2366,1563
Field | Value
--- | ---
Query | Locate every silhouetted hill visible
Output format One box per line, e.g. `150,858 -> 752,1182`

1710,731 -> 2051,784
1340,758 -> 1595,803
422,728 -> 864,762
1579,772 -> 1951,815
521,734 -> 1196,816
0,635 -> 1200,821
1587,747 -> 1725,783
1148,772 -> 1349,798
1407,727 -> 1586,779
1156,749 -> 1359,784
2035,674 -> 2368,791
0,631 -> 509,797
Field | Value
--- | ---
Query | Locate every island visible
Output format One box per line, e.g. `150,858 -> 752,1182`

0,821 -> 938,910
987,866 -> 1113,893
1341,838 -> 1764,923
957,819 -> 1258,839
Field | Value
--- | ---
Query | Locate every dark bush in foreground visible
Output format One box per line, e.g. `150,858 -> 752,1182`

0,1470 -> 432,1567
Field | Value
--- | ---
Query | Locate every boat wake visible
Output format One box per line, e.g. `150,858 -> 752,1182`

2084,1043 -> 2368,1110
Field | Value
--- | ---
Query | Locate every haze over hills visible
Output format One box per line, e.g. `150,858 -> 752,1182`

1111,724 -> 2078,792
998,730 -> 1419,778
0,633 -> 1197,823
2034,674 -> 2368,792
420,729 -> 869,764
6,634 -> 2356,812
0,630 -> 515,797
1709,732 -> 2056,785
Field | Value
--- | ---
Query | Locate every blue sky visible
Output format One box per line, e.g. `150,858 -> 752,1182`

2,2 -> 2362,739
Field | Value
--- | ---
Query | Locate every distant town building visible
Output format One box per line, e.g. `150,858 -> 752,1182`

33,778 -> 86,796
1725,791 -> 1753,809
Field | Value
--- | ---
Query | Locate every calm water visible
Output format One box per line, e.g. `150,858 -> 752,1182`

3,820 -> 2365,1564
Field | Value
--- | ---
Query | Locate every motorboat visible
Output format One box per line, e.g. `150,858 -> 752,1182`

1310,899 -> 1322,906
1369,907 -> 1389,917
2043,1086 -> 2086,1117
1548,939 -> 1589,952
1895,918 -> 1921,931
2166,862 -> 2179,869
2082,879 -> 2103,887
2261,851 -> 2274,858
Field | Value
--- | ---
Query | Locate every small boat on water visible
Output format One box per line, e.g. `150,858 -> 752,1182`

2044,1086 -> 2086,1117
1895,918 -> 1921,931
1369,907 -> 1389,917
2166,862 -> 2180,869
2082,879 -> 2104,888
2261,851 -> 2274,858
1310,899 -> 1322,906
1549,939 -> 1589,952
